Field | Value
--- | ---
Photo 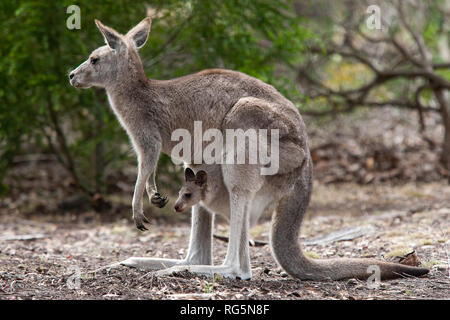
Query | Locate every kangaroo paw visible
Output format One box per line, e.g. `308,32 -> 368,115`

151,192 -> 169,208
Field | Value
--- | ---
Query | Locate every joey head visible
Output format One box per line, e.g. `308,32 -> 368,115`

174,168 -> 207,212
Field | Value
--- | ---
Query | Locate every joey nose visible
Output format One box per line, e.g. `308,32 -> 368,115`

174,205 -> 180,212
69,72 -> 75,80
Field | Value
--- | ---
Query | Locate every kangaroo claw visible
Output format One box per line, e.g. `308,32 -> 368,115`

151,192 -> 168,208
133,213 -> 150,231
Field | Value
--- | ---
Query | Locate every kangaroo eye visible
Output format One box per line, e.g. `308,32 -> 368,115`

91,57 -> 99,65
184,193 -> 192,199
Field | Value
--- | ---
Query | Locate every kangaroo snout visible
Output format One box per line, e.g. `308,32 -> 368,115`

68,69 -> 91,89
68,70 -> 81,87
174,204 -> 184,212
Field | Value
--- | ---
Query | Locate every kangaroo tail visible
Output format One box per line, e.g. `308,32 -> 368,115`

270,156 -> 429,281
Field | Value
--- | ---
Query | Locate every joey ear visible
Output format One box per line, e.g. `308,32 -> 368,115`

185,168 -> 195,182
195,171 -> 207,187
95,19 -> 122,51
126,17 -> 152,49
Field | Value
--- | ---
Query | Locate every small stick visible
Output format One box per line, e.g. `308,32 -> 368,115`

0,234 -> 47,241
213,234 -> 268,247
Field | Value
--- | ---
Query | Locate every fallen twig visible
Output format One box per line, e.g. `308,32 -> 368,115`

303,226 -> 375,245
0,234 -> 47,241
213,234 -> 268,247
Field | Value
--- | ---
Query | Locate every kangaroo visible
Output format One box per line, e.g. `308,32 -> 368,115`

69,17 -> 429,280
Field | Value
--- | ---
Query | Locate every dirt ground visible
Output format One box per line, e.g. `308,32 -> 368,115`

0,181 -> 448,300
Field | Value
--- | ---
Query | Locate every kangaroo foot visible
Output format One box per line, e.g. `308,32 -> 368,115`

119,257 -> 182,271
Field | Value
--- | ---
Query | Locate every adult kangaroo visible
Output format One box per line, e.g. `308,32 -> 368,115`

69,18 -> 429,281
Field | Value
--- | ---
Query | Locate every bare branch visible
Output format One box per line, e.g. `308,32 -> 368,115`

434,63 -> 450,70
308,45 -> 380,73
390,36 -> 424,69
396,0 -> 431,70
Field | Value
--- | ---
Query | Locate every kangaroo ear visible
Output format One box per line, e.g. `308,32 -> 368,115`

195,171 -> 207,187
185,168 -> 195,182
95,19 -> 122,51
126,17 -> 152,49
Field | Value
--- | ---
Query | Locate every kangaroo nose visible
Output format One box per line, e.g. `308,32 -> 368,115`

174,205 -> 180,211
69,72 -> 75,80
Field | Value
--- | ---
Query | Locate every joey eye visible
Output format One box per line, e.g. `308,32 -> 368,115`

91,57 -> 99,65
184,193 -> 192,199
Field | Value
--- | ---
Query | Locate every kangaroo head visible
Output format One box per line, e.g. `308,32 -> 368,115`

174,168 -> 207,212
69,17 -> 151,89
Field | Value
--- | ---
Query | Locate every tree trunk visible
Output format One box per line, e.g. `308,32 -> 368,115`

435,89 -> 450,172
436,7 -> 450,174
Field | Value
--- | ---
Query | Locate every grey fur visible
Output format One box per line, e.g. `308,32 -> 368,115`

69,18 -> 429,280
